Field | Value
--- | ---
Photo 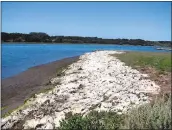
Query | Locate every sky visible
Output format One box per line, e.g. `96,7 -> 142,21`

1,2 -> 171,41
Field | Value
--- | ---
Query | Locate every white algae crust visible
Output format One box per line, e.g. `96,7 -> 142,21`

1,51 -> 160,129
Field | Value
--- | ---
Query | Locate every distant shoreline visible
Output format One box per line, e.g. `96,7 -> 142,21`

2,42 -> 172,49
2,32 -> 171,47
2,42 -> 117,45
1,42 -> 151,46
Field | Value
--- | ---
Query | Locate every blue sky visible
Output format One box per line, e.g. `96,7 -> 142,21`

2,2 -> 171,41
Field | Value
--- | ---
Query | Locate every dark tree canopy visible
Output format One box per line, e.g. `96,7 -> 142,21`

1,32 -> 171,47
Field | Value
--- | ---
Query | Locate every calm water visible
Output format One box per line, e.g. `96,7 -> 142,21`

2,43 -> 169,79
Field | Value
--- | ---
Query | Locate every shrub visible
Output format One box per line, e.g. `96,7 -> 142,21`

122,94 -> 171,129
58,95 -> 171,130
87,111 -> 124,130
58,111 -> 123,130
59,114 -> 92,130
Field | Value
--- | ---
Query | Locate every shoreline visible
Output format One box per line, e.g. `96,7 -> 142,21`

1,50 -> 170,117
1,51 -> 162,129
2,42 -> 172,48
1,56 -> 79,116
2,42 -> 153,46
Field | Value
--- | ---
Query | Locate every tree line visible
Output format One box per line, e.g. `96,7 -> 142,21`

1,32 -> 171,47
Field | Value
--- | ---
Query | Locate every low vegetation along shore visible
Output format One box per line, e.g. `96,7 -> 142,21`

1,51 -> 171,129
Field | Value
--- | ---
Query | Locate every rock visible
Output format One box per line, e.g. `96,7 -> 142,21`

78,84 -> 85,89
36,122 -> 54,129
44,122 -> 54,129
50,78 -> 61,85
1,51 -> 160,129
1,121 -> 14,129
24,119 -> 40,129
54,111 -> 65,128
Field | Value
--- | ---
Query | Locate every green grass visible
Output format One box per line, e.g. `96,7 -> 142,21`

24,87 -> 54,104
1,106 -> 7,111
113,52 -> 171,72
2,103 -> 29,118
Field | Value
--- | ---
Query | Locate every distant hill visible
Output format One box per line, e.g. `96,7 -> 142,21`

1,32 -> 171,47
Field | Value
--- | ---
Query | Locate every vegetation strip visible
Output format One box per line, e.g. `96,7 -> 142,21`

2,32 -> 171,47
114,51 -> 171,72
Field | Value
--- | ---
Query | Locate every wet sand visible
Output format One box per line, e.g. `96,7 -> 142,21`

1,56 -> 79,116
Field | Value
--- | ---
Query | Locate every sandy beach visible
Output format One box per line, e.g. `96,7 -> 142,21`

1,51 -> 161,129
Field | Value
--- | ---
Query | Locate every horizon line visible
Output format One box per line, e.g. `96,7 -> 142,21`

2,31 -> 171,42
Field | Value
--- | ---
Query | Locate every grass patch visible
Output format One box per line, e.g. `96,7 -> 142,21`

1,106 -> 7,111
113,52 -> 171,72
38,86 -> 54,94
24,86 -> 54,104
2,103 -> 29,118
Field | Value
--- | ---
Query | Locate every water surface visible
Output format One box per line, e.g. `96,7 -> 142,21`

2,43 -> 169,79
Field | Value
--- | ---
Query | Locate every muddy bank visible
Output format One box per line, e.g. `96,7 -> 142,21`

1,56 -> 79,116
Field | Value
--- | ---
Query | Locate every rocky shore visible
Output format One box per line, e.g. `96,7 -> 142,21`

1,51 -> 160,129
1,56 -> 79,116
